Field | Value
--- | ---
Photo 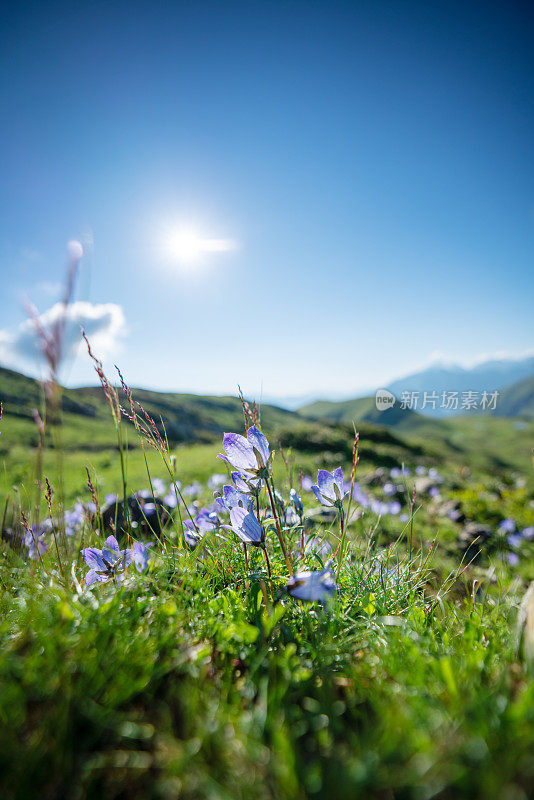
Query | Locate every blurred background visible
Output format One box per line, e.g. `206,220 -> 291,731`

0,0 -> 532,408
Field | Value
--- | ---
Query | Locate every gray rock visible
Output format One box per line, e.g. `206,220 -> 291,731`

414,476 -> 437,494
458,522 -> 493,561
437,499 -> 466,524
362,468 -> 389,487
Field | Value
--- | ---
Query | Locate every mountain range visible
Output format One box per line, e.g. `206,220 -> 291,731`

1,354 -> 533,448
384,355 -> 534,416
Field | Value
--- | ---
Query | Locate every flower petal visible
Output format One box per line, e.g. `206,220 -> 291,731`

221,432 -> 256,472
229,506 -> 264,545
246,425 -> 270,467
81,547 -> 106,570
317,470 -> 335,500
104,535 -> 120,554
85,568 -> 106,586
333,467 -> 344,491
132,541 -> 149,572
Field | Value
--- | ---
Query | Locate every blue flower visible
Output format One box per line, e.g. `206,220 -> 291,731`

184,529 -> 202,548
290,488 -> 304,516
390,466 -> 410,479
311,468 -> 348,507
286,561 -> 337,602
151,478 -> 166,496
193,509 -> 219,532
183,482 -> 202,498
301,475 -> 313,492
428,468 -> 443,483
163,492 -> 178,508
218,425 -> 271,476
81,535 -> 133,586
499,518 -> 516,534
207,473 -> 226,491
231,470 -> 262,494
223,506 -> 265,547
25,526 -> 48,559
132,541 -> 153,572
183,509 -> 218,548
508,533 -> 523,549
215,484 -> 253,513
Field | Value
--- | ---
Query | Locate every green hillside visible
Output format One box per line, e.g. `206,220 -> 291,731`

2,366 -> 533,505
300,395 -> 422,430
299,390 -> 534,480
0,365 -> 294,449
0,366 -> 438,502
491,374 -> 534,419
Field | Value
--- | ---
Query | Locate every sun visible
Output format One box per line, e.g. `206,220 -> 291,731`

159,225 -> 239,270
164,229 -> 205,265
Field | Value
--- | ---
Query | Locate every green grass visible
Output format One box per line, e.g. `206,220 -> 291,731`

1,521 -> 533,799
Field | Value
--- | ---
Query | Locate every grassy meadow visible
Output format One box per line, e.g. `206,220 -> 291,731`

1,363 -> 534,799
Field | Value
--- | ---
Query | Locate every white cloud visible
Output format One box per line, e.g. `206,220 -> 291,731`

0,301 -> 126,373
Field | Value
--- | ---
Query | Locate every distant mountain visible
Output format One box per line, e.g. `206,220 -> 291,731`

490,374 -> 534,419
386,356 -> 534,417
299,395 -> 430,432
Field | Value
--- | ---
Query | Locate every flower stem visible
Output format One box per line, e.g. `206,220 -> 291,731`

266,478 -> 293,574
335,506 -> 346,582
262,546 -> 274,602
243,542 -> 249,569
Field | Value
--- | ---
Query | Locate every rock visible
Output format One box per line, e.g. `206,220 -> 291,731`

414,477 -> 437,494
102,494 -> 171,538
458,522 -> 493,561
437,499 -> 466,524
362,468 -> 389,487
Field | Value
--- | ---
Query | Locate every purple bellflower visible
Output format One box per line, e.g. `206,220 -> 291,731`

311,468 -> 348,507
286,561 -> 337,602
216,484 -> 254,513
232,470 -> 262,494
224,506 -> 265,547
25,526 -> 49,559
290,488 -> 304,516
81,536 -> 133,586
132,541 -> 153,572
184,528 -> 202,549
218,426 -> 272,477
183,509 -> 218,548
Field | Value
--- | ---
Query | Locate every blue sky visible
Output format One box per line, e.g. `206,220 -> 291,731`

0,0 -> 532,401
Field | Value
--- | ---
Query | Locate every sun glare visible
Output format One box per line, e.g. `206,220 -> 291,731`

161,227 -> 238,269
